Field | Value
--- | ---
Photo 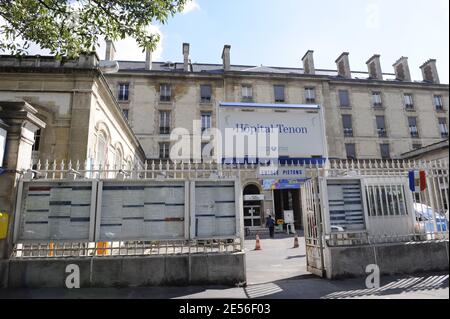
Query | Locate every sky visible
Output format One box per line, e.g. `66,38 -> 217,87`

8,0 -> 450,83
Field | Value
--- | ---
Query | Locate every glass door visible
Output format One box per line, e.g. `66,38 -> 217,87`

244,205 -> 261,228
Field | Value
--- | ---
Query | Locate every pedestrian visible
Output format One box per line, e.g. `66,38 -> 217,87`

266,215 -> 275,239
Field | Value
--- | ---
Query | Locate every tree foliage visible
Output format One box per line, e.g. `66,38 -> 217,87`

0,0 -> 187,58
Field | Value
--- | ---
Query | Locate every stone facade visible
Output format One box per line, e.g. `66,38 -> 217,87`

102,44 -> 449,231
0,54 -> 146,168
103,44 -> 449,161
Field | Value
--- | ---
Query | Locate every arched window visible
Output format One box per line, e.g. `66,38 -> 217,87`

95,131 -> 108,167
114,146 -> 123,169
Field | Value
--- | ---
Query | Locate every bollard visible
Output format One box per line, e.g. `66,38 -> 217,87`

255,234 -> 261,251
293,234 -> 299,248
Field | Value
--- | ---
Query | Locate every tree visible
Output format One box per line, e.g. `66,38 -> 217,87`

0,0 -> 188,58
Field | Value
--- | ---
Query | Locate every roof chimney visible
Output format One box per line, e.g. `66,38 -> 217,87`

302,50 -> 315,75
366,54 -> 383,80
420,59 -> 440,84
392,57 -> 411,82
222,45 -> 231,71
335,52 -> 351,78
105,39 -> 116,61
183,43 -> 190,72
145,48 -> 152,70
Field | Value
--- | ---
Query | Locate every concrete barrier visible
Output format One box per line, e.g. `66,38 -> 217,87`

325,240 -> 449,279
5,252 -> 246,288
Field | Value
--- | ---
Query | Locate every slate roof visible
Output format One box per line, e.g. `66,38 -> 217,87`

113,60 -> 399,81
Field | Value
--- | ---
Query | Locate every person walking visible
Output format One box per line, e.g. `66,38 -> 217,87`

266,215 -> 275,239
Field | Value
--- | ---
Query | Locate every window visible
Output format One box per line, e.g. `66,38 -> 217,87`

372,92 -> 382,108
201,112 -> 212,133
345,144 -> 356,160
118,83 -> 129,101
342,115 -> 353,137
114,148 -> 123,169
366,184 -> 408,217
305,88 -> 316,104
404,94 -> 414,110
242,85 -> 253,102
408,117 -> 419,138
434,95 -> 444,111
339,90 -> 350,107
439,118 -> 449,138
32,129 -> 42,152
122,109 -> 129,120
376,116 -> 387,137
380,144 -> 390,159
159,111 -> 171,135
200,85 -> 212,103
95,131 -> 108,166
160,84 -> 171,102
159,142 -> 170,159
274,85 -> 285,103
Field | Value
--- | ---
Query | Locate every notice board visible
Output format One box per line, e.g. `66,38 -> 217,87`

16,181 -> 95,242
194,181 -> 238,238
98,181 -> 187,241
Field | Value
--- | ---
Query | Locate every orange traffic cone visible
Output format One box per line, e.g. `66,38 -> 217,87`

293,234 -> 299,248
255,234 -> 262,251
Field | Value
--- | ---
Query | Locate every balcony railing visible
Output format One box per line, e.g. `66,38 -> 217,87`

410,130 -> 420,138
373,102 -> 383,109
343,128 -> 354,137
377,129 -> 387,138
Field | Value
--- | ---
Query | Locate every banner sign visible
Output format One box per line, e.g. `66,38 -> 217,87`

258,166 -> 306,179
218,103 -> 327,162
244,194 -> 265,201
262,179 -> 305,190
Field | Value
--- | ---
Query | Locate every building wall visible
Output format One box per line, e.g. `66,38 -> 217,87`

328,80 -> 449,159
106,72 -> 448,161
0,56 -> 146,168
108,74 -> 224,159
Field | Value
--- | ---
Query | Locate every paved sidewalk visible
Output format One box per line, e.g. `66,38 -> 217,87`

0,272 -> 448,299
0,236 -> 448,299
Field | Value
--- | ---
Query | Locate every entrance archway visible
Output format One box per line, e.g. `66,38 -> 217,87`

243,184 -> 263,229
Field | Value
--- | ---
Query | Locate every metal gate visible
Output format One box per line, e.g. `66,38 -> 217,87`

301,178 -> 325,277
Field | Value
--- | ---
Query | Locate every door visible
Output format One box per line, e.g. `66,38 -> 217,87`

244,205 -> 262,228
301,178 -> 325,277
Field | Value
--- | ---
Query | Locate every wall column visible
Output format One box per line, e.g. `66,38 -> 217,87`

0,102 -> 46,260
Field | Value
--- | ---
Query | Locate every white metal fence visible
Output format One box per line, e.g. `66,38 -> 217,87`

324,159 -> 449,246
12,158 -> 450,258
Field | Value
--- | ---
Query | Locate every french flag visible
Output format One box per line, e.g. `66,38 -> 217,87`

409,170 -> 427,192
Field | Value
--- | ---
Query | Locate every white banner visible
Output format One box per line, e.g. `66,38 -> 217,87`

218,103 -> 327,160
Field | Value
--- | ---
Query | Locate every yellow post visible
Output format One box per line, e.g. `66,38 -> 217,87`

0,212 -> 8,240
48,242 -> 55,257
96,242 -> 110,256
